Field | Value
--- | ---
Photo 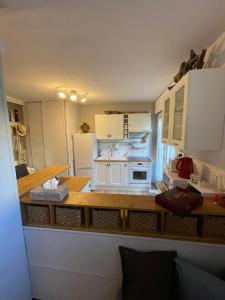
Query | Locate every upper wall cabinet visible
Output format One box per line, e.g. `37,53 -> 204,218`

162,90 -> 172,143
128,113 -> 151,132
162,68 -> 225,151
95,114 -> 124,139
95,113 -> 151,139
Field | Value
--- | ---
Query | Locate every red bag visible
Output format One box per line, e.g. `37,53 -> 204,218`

155,187 -> 203,217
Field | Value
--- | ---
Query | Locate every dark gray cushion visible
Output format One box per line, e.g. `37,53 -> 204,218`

175,258 -> 225,300
119,246 -> 177,300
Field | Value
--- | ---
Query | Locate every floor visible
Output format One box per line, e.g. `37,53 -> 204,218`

93,184 -> 160,195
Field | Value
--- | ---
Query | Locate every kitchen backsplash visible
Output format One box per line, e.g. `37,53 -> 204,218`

98,136 -> 151,158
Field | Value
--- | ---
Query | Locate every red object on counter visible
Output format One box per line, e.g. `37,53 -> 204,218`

155,187 -> 203,217
213,193 -> 219,205
176,157 -> 193,179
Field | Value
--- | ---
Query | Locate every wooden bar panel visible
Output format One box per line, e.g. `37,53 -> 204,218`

17,165 -> 69,197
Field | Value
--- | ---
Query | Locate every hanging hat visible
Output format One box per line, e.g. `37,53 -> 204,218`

16,124 -> 27,137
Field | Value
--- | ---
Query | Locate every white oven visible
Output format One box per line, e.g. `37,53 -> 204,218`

128,162 -> 152,184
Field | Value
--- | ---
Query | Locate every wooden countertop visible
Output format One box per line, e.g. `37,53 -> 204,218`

59,176 -> 91,192
17,165 -> 69,198
20,176 -> 225,216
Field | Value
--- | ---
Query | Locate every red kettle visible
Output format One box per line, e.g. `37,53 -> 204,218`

176,157 -> 193,179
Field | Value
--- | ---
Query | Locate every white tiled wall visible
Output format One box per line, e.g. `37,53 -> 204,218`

98,136 -> 151,158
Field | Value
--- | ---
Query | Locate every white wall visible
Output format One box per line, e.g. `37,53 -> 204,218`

0,54 -> 31,299
25,227 -> 225,300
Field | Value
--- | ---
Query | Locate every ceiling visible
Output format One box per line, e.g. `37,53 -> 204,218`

0,0 -> 225,103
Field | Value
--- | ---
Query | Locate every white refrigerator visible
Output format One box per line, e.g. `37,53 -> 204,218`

73,133 -> 98,190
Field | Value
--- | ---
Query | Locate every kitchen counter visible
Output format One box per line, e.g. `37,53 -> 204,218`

20,177 -> 225,215
95,156 -> 152,163
59,176 -> 91,192
19,167 -> 225,245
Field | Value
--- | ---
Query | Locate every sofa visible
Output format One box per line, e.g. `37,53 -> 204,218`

119,246 -> 225,300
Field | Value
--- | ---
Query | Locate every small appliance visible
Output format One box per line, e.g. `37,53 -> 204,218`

176,157 -> 193,179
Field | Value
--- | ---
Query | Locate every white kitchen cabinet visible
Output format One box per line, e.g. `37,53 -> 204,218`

162,90 -> 172,143
95,115 -> 109,139
108,114 -> 124,139
123,162 -> 129,185
108,162 -> 124,186
95,114 -> 124,139
128,113 -> 151,132
163,68 -> 225,151
95,162 -> 109,185
95,161 -> 128,186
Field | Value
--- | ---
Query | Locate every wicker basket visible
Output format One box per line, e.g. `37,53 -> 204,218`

92,208 -> 120,229
128,211 -> 158,232
26,205 -> 50,225
55,206 -> 82,227
205,216 -> 225,238
164,213 -> 198,236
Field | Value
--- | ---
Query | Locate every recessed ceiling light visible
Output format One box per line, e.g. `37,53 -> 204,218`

58,91 -> 66,99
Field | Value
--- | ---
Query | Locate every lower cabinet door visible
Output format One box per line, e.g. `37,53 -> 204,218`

95,163 -> 108,185
123,163 -> 128,186
108,163 -> 124,186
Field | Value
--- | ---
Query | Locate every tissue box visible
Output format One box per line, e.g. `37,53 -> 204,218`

30,185 -> 69,201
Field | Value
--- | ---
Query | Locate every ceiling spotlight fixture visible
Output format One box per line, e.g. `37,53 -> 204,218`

80,97 -> 87,103
70,91 -> 78,102
58,91 -> 66,99
57,88 -> 88,103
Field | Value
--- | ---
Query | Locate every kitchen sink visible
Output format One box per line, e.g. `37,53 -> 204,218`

96,156 -> 128,161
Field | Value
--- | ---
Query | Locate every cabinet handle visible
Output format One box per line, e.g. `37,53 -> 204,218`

124,164 -> 127,167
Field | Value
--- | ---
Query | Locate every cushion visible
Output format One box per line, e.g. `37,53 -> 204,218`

175,258 -> 225,300
119,246 -> 177,300
15,163 -> 29,179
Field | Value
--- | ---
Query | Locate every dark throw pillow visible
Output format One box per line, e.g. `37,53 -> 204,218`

119,246 -> 177,300
175,258 -> 225,300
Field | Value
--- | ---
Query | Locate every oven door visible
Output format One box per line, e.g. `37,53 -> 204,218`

128,167 -> 151,184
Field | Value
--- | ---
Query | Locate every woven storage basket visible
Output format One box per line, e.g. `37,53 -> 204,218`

92,209 -> 120,229
165,213 -> 198,236
55,206 -> 82,227
205,216 -> 225,237
26,205 -> 50,225
128,211 -> 158,232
